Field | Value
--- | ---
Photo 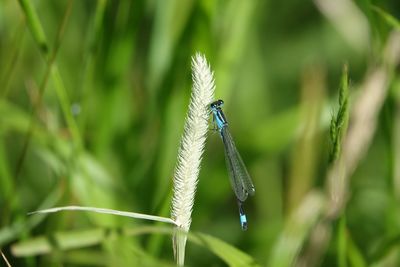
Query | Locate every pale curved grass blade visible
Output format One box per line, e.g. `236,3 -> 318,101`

29,206 -> 177,225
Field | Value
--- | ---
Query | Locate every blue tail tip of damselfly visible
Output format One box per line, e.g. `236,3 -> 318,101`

240,213 -> 248,231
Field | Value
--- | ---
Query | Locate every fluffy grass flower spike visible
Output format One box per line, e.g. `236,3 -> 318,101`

171,53 -> 215,266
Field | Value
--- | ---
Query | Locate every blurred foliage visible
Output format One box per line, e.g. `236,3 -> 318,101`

0,0 -> 400,266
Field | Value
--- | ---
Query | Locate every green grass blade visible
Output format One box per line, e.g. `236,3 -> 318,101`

337,216 -> 347,267
268,191 -> 326,267
347,232 -> 367,267
0,18 -> 26,98
17,0 -> 48,54
371,6 -> 400,30
188,232 -> 261,267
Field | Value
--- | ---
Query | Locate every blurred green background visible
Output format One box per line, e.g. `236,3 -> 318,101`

1,0 -> 400,266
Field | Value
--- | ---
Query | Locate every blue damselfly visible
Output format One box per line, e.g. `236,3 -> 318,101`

210,99 -> 255,230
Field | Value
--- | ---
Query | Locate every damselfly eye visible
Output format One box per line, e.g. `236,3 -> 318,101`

210,99 -> 224,109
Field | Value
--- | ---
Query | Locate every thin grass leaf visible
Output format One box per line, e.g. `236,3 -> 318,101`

188,232 -> 260,267
371,6 -> 400,30
17,0 -> 48,54
29,206 -> 176,225
0,18 -> 25,98
337,216 -> 347,267
347,231 -> 367,267
0,251 -> 12,267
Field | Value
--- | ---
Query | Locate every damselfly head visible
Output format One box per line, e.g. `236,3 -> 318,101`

210,99 -> 224,110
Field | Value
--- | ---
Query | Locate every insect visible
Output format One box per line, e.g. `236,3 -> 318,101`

210,99 -> 255,230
